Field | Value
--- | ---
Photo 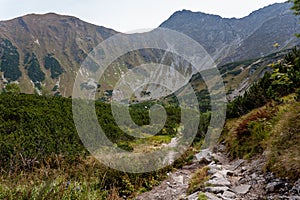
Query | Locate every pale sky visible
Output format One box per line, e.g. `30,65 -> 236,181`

0,0 -> 288,32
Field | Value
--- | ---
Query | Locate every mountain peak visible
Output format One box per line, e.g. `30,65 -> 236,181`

19,12 -> 82,24
160,2 -> 300,64
163,2 -> 292,24
244,2 -> 293,20
23,12 -> 76,19
168,9 -> 222,20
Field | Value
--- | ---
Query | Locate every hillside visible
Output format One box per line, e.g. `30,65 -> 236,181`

187,48 -> 295,101
0,13 -> 117,96
0,2 -> 298,98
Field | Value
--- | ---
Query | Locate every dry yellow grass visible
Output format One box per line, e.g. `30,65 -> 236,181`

187,166 -> 210,194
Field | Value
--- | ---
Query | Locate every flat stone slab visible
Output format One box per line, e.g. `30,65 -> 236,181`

207,172 -> 231,187
207,177 -> 231,187
205,192 -> 222,200
222,190 -> 236,198
205,186 -> 229,194
185,192 -> 199,200
227,159 -> 245,171
172,175 -> 184,185
233,184 -> 251,194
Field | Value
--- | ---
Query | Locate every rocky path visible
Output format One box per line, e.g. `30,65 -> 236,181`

135,145 -> 300,200
186,146 -> 300,200
135,162 -> 204,200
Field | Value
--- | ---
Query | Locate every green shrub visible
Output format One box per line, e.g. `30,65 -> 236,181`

44,55 -> 64,79
24,53 -> 45,82
0,39 -> 21,81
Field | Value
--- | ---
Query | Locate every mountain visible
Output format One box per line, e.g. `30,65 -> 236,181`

160,2 -> 300,65
0,2 -> 299,98
0,13 -> 117,96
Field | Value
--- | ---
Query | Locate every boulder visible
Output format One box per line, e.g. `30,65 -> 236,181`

194,149 -> 213,164
266,181 -> 284,193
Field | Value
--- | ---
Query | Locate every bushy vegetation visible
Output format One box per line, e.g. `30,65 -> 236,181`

0,94 -> 196,170
267,48 -> 300,99
0,93 -> 208,199
44,54 -> 64,79
0,38 -> 21,81
3,83 -> 21,94
24,53 -> 45,83
0,94 -> 86,171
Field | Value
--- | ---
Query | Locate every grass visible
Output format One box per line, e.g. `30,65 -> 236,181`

0,156 -> 112,200
265,101 -> 300,181
0,155 -> 168,200
187,166 -> 210,195
0,178 -> 110,200
198,192 -> 208,200
129,135 -> 173,153
0,141 -> 202,200
222,92 -> 300,181
222,102 -> 277,159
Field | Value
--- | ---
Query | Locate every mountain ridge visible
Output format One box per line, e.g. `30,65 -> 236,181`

0,2 -> 298,97
160,2 -> 299,64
